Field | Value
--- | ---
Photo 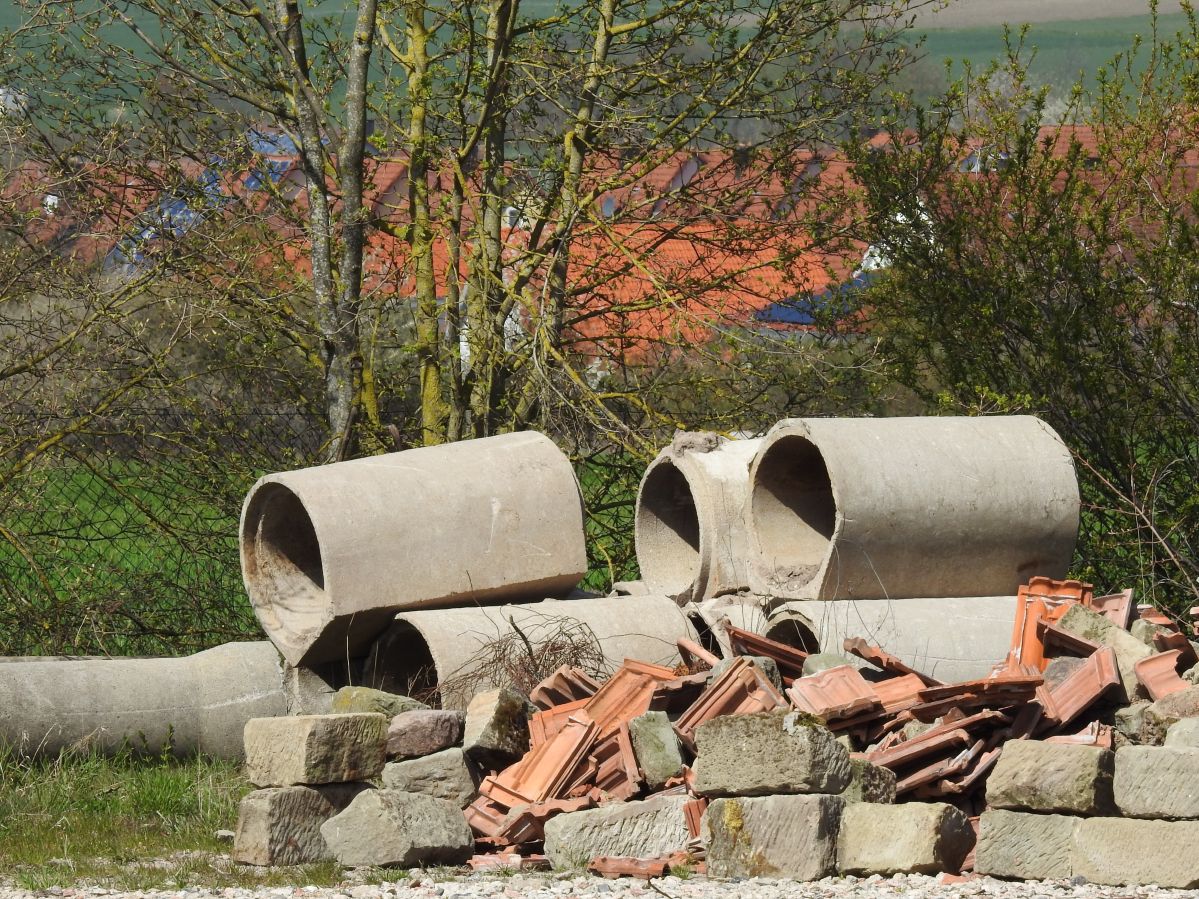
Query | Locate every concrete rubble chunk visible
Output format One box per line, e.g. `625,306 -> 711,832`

692,710 -> 851,797
802,652 -> 856,677
319,789 -> 473,868
1057,604 -> 1152,701
542,793 -> 691,870
705,794 -> 844,880
243,713 -> 386,787
331,686 -> 428,717
1115,701 -> 1150,742
709,655 -> 783,691
1114,745 -> 1199,819
232,783 -> 371,866
842,758 -> 896,804
1141,686 -> 1199,745
1130,618 -> 1166,646
986,740 -> 1115,815
627,711 -> 684,791
381,747 -> 479,808
974,809 -> 1078,881
1072,817 -> 1199,888
837,802 -> 974,875
386,709 -> 465,760
1164,717 -> 1199,748
462,687 -> 535,770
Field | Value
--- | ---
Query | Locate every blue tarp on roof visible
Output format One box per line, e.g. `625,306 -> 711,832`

753,271 -> 874,325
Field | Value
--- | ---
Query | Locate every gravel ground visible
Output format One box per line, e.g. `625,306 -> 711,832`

1,872 -> 1195,899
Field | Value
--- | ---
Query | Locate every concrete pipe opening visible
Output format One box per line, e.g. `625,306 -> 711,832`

750,435 -> 836,588
241,482 -> 327,656
361,620 -> 439,704
635,459 -> 702,597
764,617 -> 820,654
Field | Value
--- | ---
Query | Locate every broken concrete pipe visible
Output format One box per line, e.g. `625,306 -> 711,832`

634,433 -> 761,604
746,415 -> 1080,602
240,431 -> 588,666
359,595 -> 698,709
693,595 -> 1018,684
0,641 -> 286,759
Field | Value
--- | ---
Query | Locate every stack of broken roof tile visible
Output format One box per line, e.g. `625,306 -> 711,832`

462,576 -> 1199,867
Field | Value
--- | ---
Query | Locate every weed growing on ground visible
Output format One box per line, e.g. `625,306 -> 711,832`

0,745 -> 348,889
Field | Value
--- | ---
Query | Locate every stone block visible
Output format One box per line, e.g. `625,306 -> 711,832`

381,747 -> 478,808
841,759 -> 896,804
838,802 -> 973,875
331,686 -> 428,717
705,794 -> 843,880
462,688 -> 534,770
709,656 -> 783,691
1057,604 -> 1152,701
243,713 -> 386,787
386,709 -> 465,760
1114,745 -> 1199,818
1164,717 -> 1199,748
692,711 -> 851,797
1141,686 -> 1199,745
232,783 -> 370,865
985,740 -> 1115,815
542,794 -> 691,870
974,809 -> 1077,881
1115,701 -> 1150,741
1073,817 -> 1199,888
627,711 -> 684,791
319,789 -> 473,868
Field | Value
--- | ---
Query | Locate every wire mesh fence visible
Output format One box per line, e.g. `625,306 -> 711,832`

0,407 -> 325,657
0,407 -> 643,658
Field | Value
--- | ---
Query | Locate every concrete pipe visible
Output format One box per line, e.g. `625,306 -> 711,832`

746,415 -> 1079,602
241,431 -> 588,666
360,595 -> 697,709
691,596 -> 1018,683
0,642 -> 286,759
635,433 -> 762,604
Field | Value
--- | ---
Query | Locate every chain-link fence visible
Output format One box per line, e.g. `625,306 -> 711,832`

0,408 -> 325,657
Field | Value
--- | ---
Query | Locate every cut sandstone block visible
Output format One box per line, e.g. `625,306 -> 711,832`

837,802 -> 973,875
985,740 -> 1115,815
319,789 -> 473,867
692,711 -> 851,797
1141,686 -> 1199,745
1114,745 -> 1199,819
232,784 -> 371,865
1073,817 -> 1199,888
331,686 -> 428,717
542,794 -> 691,870
386,709 -> 465,760
974,809 -> 1078,881
462,688 -> 534,769
381,747 -> 478,808
243,713 -> 386,787
627,711 -> 685,791
705,794 -> 843,880
842,759 -> 896,804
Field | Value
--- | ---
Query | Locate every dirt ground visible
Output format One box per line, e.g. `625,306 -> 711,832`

918,0 -> 1184,28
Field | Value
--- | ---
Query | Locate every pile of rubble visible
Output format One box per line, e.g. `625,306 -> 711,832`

232,574 -> 1199,888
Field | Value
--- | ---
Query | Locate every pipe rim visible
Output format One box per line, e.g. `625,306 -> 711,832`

634,455 -> 706,601
748,430 -> 838,593
240,480 -> 330,660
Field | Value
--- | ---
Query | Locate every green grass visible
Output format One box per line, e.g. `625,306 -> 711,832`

905,12 -> 1194,103
0,746 -> 357,890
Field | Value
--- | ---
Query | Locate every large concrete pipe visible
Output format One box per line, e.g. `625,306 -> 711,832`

746,416 -> 1079,602
691,596 -> 1018,683
635,433 -> 762,604
361,595 -> 697,709
0,642 -> 286,759
241,431 -> 588,666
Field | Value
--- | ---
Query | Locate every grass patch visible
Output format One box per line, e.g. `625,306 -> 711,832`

0,746 -> 348,890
